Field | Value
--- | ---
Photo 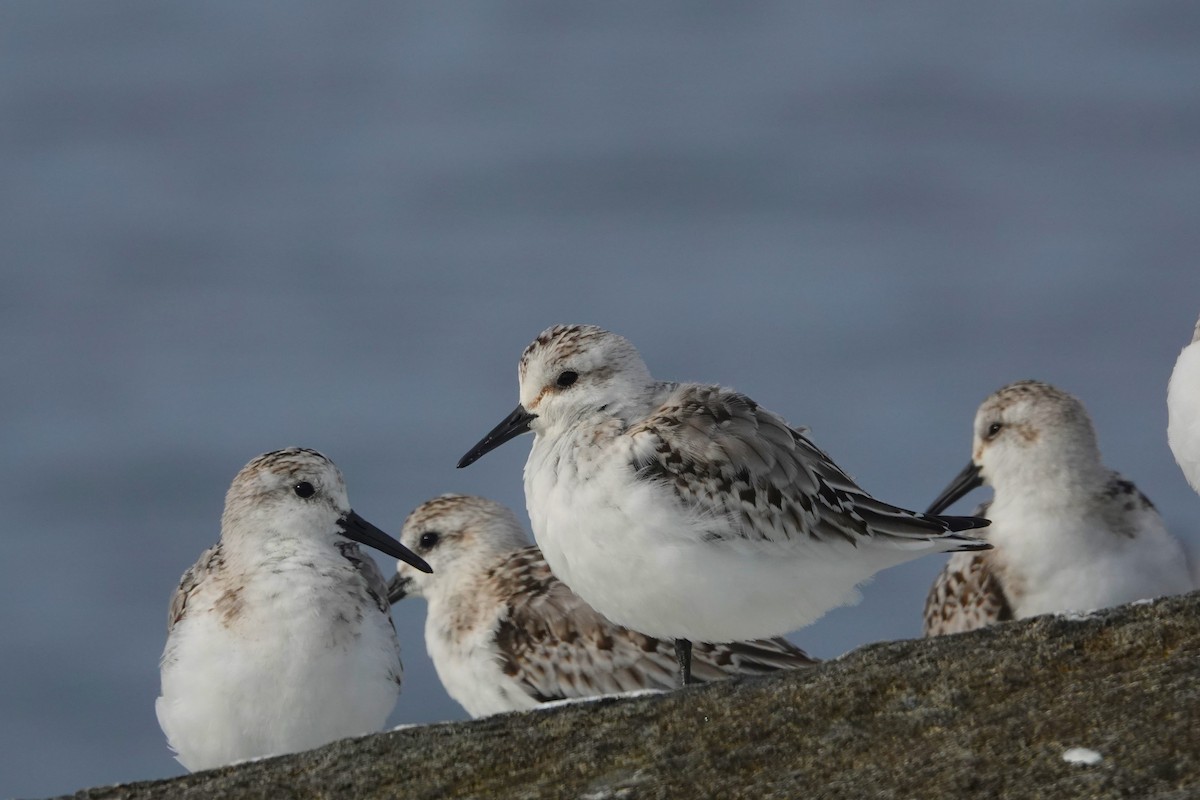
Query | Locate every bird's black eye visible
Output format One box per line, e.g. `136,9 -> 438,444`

418,531 -> 440,550
293,481 -> 315,498
985,422 -> 1004,439
556,370 -> 579,388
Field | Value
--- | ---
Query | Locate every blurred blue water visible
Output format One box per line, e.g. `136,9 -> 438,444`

3,2 -> 1200,797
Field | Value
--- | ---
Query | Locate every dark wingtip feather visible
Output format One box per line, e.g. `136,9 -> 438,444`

948,536 -> 992,552
935,514 -> 992,532
931,513 -> 992,552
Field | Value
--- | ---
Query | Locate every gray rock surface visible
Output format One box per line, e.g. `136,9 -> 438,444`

56,592 -> 1200,800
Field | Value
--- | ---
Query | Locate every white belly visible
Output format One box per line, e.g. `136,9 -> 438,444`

156,581 -> 401,771
993,509 -> 1194,618
1168,341 -> 1200,494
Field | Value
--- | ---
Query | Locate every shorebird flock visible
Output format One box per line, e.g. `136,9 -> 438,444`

156,318 -> 1200,770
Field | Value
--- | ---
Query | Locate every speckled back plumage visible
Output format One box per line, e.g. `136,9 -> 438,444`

923,502 -> 1015,636
628,382 -> 990,547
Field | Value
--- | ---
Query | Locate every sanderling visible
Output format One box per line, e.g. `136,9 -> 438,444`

457,324 -> 990,684
1167,313 -> 1200,495
155,448 -> 431,772
388,494 -> 818,717
924,380 -> 1194,635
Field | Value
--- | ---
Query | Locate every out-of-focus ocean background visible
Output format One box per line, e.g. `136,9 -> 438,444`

3,2 -> 1200,796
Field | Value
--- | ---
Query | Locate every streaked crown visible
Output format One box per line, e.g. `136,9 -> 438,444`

517,324 -> 653,422
221,447 -> 349,543
397,494 -> 530,597
971,380 -> 1102,486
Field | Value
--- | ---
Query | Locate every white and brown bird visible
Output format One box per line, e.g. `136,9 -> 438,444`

155,448 -> 431,771
923,381 -> 1194,636
388,494 -> 818,717
457,324 -> 990,684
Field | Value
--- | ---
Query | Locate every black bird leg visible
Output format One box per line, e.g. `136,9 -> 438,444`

674,638 -> 695,686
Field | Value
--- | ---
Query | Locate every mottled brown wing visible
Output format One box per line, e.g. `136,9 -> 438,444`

689,637 -> 819,680
628,384 -> 988,547
923,549 -> 1012,636
166,544 -> 223,633
491,547 -> 816,701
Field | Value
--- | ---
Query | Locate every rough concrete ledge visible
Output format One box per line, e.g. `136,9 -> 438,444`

56,591 -> 1200,800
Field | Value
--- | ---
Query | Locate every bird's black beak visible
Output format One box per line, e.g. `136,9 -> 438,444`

926,462 -> 984,515
386,573 -> 412,605
457,405 -> 536,468
338,510 -> 432,574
